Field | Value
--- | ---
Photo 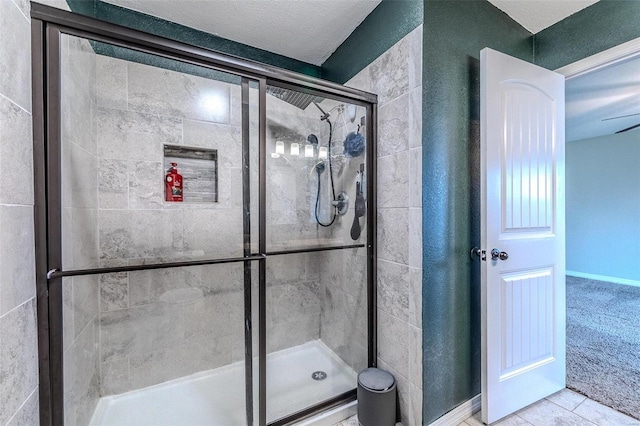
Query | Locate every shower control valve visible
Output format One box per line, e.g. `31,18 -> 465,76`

333,192 -> 349,216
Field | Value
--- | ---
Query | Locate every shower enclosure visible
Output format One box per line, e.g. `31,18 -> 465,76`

31,4 -> 376,426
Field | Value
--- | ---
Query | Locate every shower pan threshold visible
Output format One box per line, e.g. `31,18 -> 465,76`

89,340 -> 357,426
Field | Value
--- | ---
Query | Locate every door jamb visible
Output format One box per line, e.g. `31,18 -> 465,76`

555,36 -> 640,78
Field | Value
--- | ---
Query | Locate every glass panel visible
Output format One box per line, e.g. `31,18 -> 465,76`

62,263 -> 250,425
265,85 -> 369,251
265,249 -> 367,422
60,34 -> 259,271
58,33 -> 260,426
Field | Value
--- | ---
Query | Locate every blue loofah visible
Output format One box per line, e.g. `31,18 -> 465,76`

343,132 -> 365,157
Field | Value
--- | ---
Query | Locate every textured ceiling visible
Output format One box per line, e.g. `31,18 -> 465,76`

566,56 -> 640,142
103,0 -> 382,65
487,0 -> 599,33
102,1 -> 602,65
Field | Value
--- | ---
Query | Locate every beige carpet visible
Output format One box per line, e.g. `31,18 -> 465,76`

566,276 -> 640,420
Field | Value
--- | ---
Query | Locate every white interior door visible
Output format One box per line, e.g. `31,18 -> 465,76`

480,47 -> 566,424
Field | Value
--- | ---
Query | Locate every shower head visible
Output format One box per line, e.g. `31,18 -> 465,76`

315,162 -> 326,174
266,86 -> 321,110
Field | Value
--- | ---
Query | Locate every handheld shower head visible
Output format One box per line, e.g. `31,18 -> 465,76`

315,162 -> 326,175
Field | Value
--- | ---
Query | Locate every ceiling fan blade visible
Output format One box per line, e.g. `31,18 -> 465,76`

603,112 -> 640,121
615,123 -> 640,134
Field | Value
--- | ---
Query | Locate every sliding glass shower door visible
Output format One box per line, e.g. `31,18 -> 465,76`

53,32 -> 260,425
33,6 -> 376,425
264,84 -> 370,423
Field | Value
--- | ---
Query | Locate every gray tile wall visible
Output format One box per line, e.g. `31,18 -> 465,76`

0,0 -> 39,424
93,57 -> 260,396
265,94 -> 370,366
346,25 -> 424,426
266,254 -> 322,353
318,248 -> 368,374
60,33 -> 101,426
0,7 -> 416,421
265,96 -> 368,250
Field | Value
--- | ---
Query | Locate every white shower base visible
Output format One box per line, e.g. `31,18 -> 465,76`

90,341 -> 357,426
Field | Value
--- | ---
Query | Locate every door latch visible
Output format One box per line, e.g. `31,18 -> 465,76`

470,247 -> 486,261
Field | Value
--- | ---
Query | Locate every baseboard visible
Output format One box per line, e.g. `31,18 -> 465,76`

428,394 -> 481,426
566,271 -> 640,288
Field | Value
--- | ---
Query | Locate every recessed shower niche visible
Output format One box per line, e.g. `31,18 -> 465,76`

32,5 -> 376,426
163,145 -> 219,203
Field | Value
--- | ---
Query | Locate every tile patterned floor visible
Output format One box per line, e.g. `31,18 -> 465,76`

333,415 -> 359,426
334,389 -> 639,426
460,389 -> 639,426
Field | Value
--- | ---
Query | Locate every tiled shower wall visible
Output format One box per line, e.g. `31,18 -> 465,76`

346,25 -> 424,425
91,56 -> 346,395
264,98 -> 325,354
60,34 -> 101,426
319,247 -> 368,374
0,2 -> 414,423
94,56 -> 250,395
0,0 -> 39,424
265,95 -> 368,359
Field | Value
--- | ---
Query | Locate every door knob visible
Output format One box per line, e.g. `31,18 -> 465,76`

491,248 -> 508,261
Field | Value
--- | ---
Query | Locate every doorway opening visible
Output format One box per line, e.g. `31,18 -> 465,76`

560,37 -> 640,421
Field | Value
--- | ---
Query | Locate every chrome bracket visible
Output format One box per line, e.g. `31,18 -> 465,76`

46,269 -> 58,280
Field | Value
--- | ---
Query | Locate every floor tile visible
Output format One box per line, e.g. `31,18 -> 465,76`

517,399 -> 596,425
546,389 -> 587,411
463,412 -> 483,425
573,398 -> 640,426
340,415 -> 359,426
465,411 -> 533,426
333,414 -> 358,426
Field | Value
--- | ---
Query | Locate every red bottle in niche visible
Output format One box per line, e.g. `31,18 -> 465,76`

165,162 -> 183,202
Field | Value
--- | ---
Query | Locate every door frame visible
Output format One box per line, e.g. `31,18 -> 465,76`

555,36 -> 640,80
472,36 -> 640,424
555,32 -> 640,393
31,4 -> 378,426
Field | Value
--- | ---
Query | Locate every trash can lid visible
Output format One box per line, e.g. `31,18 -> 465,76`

358,368 -> 395,391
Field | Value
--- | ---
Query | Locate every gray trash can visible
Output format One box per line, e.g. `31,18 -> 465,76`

357,367 -> 396,426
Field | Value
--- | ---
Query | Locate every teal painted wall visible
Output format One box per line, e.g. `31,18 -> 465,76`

566,132 -> 640,282
67,0 -> 321,77
320,0 -> 423,84
421,1 -> 532,423
534,0 -> 640,70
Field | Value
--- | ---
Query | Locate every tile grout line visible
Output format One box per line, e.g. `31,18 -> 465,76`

9,0 -> 30,24
0,295 -> 36,321
542,396 -> 598,426
0,92 -> 32,116
3,385 -> 38,425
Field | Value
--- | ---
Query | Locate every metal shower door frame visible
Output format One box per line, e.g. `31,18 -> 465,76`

31,4 -> 378,426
